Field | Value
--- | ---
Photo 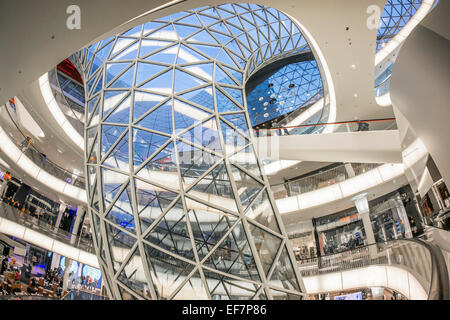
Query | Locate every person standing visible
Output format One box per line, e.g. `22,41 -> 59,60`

0,256 -> 9,274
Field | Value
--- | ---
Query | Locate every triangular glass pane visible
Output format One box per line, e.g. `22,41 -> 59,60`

144,198 -> 195,262
106,62 -> 131,85
269,245 -> 302,293
139,69 -> 173,94
104,95 -> 131,124
135,62 -> 168,87
101,168 -> 129,209
109,64 -> 135,88
180,118 -> 222,155
103,91 -> 129,118
216,47 -> 239,69
178,86 -> 214,111
203,268 -> 258,300
173,99 -> 210,133
143,243 -> 196,300
228,145 -> 262,180
105,183 -> 136,234
139,39 -> 173,58
136,100 -> 173,134
112,41 -> 139,61
248,222 -> 282,277
132,128 -> 170,169
172,270 -> 208,300
146,24 -> 179,41
135,178 -> 178,234
173,23 -> 201,39
186,29 -> 219,45
143,44 -> 178,64
177,44 -> 210,64
181,63 -> 214,82
186,197 -> 237,261
87,95 -> 100,115
174,69 -> 206,93
186,161 -> 237,213
245,189 -> 280,234
103,131 -> 130,171
215,88 -> 241,113
92,74 -> 104,99
189,43 -> 221,59
117,248 -> 150,299
110,37 -> 135,58
133,91 -> 167,122
214,64 -> 237,85
231,164 -> 263,210
220,120 -> 249,155
88,97 -> 101,126
176,13 -> 201,26
176,140 -> 221,187
136,142 -> 179,189
220,86 -> 244,107
222,65 -> 243,84
222,113 -> 248,136
203,220 -> 260,282
143,21 -> 167,37
209,30 -> 233,47
104,222 -> 137,273
95,40 -> 114,61
101,125 -> 127,159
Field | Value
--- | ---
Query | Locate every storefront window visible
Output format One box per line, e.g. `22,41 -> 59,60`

59,256 -> 79,275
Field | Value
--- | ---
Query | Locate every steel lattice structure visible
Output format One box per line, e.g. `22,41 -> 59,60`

377,0 -> 423,51
72,3 -> 317,300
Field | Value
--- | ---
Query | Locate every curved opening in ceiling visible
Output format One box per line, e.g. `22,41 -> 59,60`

245,52 -> 324,130
76,3 -> 333,136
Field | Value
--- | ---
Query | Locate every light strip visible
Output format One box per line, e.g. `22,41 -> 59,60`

277,138 -> 427,214
38,73 -> 84,150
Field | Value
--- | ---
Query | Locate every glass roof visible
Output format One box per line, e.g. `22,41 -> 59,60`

377,0 -> 423,52
246,59 -> 323,127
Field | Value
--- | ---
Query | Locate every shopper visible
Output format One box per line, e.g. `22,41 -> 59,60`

0,256 -> 8,274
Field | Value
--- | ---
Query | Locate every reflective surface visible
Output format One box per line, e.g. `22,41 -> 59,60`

246,60 -> 323,127
377,0 -> 423,51
74,3 -> 310,300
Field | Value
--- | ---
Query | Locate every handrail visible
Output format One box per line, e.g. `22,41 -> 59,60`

2,102 -> 86,189
271,162 -> 381,198
0,201 -> 94,254
254,117 -> 397,135
296,238 -> 449,300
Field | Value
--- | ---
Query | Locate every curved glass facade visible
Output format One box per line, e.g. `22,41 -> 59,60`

74,3 -> 313,300
377,0 -> 423,52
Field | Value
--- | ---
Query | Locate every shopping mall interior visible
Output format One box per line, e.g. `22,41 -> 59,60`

0,0 -> 448,302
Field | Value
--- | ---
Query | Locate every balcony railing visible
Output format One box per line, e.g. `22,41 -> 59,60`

0,201 -> 94,254
296,239 -> 449,300
272,163 -> 381,199
3,103 -> 86,190
254,118 -> 398,137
